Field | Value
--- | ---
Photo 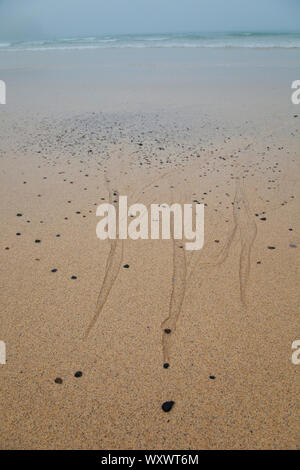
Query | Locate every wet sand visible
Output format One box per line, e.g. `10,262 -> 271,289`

0,48 -> 299,449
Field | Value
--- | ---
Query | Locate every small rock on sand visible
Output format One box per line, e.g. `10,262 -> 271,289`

162,401 -> 175,412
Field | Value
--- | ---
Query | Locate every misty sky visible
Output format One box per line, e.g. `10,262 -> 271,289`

0,0 -> 299,41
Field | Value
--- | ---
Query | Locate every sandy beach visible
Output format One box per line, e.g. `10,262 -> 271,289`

0,46 -> 299,449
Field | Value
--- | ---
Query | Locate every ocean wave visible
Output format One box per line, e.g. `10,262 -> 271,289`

1,33 -> 300,51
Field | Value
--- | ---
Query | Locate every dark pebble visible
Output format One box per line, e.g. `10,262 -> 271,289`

123,264 -> 130,269
164,328 -> 171,334
74,371 -> 83,378
16,213 -> 22,217
35,239 -> 41,243
71,275 -> 77,279
267,246 -> 276,250
54,377 -> 63,384
162,401 -> 175,412
51,269 -> 58,273
163,363 -> 170,369
210,375 -> 216,380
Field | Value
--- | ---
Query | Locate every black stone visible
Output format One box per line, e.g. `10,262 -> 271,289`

54,377 -> 63,384
74,371 -> 82,378
123,264 -> 130,269
164,328 -> 171,334
163,363 -> 170,369
162,401 -> 175,412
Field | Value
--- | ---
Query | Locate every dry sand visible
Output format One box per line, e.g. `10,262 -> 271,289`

0,48 -> 299,449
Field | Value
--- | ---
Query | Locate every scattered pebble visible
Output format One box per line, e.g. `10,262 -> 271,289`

74,371 -> 83,378
162,401 -> 175,412
289,243 -> 297,248
163,363 -> 170,369
164,328 -> 171,334
123,264 -> 130,269
54,378 -> 63,384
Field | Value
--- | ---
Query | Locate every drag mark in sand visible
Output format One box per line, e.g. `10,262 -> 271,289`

84,182 -> 123,339
234,179 -> 257,305
85,169 -> 178,339
187,179 -> 256,305
161,179 -> 257,364
161,238 -> 187,365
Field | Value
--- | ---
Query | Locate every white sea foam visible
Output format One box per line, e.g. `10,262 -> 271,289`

0,33 -> 300,52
